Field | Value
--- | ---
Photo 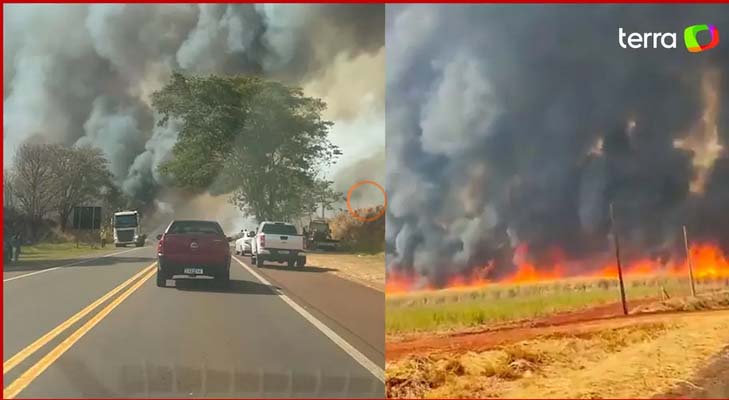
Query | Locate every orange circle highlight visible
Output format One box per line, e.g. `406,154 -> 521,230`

346,180 -> 387,223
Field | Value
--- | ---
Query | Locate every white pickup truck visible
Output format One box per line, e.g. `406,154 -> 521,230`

250,221 -> 306,268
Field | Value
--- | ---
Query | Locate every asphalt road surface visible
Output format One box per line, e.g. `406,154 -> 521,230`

3,246 -> 384,398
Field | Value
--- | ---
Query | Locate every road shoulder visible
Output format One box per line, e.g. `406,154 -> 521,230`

305,252 -> 384,292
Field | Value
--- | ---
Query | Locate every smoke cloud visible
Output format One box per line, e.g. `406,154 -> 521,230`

4,4 -> 384,227
386,5 -> 729,286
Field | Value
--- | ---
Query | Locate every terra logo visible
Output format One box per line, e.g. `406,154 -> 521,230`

618,25 -> 720,52
684,24 -> 720,53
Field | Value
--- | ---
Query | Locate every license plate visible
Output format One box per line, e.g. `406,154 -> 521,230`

184,268 -> 204,275
278,250 -> 289,254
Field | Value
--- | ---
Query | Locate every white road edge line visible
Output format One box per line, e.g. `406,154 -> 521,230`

233,257 -> 385,383
3,246 -> 147,283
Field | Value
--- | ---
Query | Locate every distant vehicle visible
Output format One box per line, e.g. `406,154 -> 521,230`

306,219 -> 339,251
112,210 -> 145,247
250,222 -> 306,268
235,229 -> 255,255
155,220 -> 233,287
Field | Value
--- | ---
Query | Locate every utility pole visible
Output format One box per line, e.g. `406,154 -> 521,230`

682,225 -> 697,297
609,203 -> 629,316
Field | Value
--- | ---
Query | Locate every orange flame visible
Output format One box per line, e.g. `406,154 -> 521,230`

686,242 -> 729,279
386,242 -> 729,294
385,273 -> 417,294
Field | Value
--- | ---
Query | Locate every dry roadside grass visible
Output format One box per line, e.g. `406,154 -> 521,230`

19,242 -> 109,262
307,252 -> 384,291
660,345 -> 729,398
631,289 -> 729,313
387,294 -> 729,398
504,313 -> 729,399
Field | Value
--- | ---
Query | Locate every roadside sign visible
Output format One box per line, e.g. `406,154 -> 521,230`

72,206 -> 102,230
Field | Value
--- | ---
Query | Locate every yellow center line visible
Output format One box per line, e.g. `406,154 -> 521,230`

3,267 -> 157,399
3,262 -> 157,375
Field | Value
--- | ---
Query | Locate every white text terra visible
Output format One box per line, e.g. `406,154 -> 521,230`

618,27 -> 677,49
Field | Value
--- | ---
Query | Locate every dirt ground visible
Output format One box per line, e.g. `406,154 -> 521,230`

306,251 -> 384,291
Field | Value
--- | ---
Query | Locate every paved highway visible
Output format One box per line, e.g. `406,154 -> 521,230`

3,246 -> 384,398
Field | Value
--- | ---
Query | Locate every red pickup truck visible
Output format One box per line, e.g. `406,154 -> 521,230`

156,220 -> 233,287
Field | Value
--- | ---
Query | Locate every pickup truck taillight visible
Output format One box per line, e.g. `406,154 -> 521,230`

259,234 -> 265,249
157,237 -> 164,254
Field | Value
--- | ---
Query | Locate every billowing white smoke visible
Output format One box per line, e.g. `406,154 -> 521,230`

122,118 -> 182,197
254,4 -> 309,72
175,5 -> 260,71
76,97 -> 146,180
420,53 -> 500,156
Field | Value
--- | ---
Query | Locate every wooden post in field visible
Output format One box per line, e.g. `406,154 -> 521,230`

609,203 -> 629,316
682,225 -> 697,297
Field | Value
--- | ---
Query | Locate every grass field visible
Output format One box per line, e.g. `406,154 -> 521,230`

18,242 -> 108,262
386,275 -> 729,335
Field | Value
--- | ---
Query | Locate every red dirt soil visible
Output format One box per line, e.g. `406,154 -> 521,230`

387,298 -> 689,361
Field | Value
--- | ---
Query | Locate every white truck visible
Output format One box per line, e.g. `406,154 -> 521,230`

250,221 -> 306,268
112,210 -> 145,247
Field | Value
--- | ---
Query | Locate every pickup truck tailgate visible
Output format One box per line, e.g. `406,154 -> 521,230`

162,234 -> 229,265
262,234 -> 303,250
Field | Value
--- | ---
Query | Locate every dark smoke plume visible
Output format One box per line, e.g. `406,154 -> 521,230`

4,4 -> 384,228
386,5 -> 729,286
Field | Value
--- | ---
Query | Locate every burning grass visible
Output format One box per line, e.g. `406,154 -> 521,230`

386,276 -> 729,335
387,307 -> 729,398
387,242 -> 729,335
387,242 -> 729,294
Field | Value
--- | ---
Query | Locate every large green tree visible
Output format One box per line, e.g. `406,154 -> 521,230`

152,73 -> 341,222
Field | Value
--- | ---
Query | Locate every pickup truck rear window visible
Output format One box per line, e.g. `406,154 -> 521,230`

167,221 -> 223,235
261,224 -> 298,235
